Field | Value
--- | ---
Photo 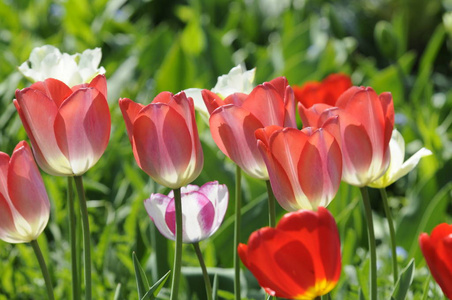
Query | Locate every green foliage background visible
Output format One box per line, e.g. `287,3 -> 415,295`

0,0 -> 451,299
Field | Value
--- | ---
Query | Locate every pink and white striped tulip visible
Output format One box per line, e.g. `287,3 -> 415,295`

255,120 -> 342,211
14,74 -> 111,176
119,91 -> 203,189
0,141 -> 50,243
144,181 -> 228,243
202,77 -> 297,180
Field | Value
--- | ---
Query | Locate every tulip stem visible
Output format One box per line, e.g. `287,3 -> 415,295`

265,181 -> 276,227
74,176 -> 92,300
170,188 -> 183,300
234,166 -> 242,300
193,242 -> 213,300
360,187 -> 377,300
30,240 -> 55,300
67,177 -> 81,300
421,275 -> 431,300
379,188 -> 398,283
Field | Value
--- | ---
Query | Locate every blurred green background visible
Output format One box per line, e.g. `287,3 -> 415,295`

0,0 -> 451,299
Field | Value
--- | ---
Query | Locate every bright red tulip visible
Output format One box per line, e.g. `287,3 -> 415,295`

419,223 -> 452,299
255,118 -> 342,211
238,207 -> 341,299
14,74 -> 110,176
293,73 -> 352,109
299,86 -> 394,186
202,77 -> 297,179
119,91 -> 203,189
0,141 -> 50,243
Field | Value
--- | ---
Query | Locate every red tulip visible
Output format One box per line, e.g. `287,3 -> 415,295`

238,207 -> 341,299
293,73 -> 352,109
202,77 -> 297,179
0,141 -> 50,243
255,118 -> 342,211
419,223 -> 452,299
14,74 -> 110,176
299,86 -> 394,186
119,91 -> 203,189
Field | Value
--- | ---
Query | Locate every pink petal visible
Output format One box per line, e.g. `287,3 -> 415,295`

119,98 -> 145,145
54,88 -> 111,175
242,84 -> 285,127
8,142 -> 49,235
202,90 -> 225,114
133,104 -> 193,188
29,78 -> 72,107
88,74 -> 108,100
209,105 -> 268,179
15,88 -> 71,175
144,194 -> 175,241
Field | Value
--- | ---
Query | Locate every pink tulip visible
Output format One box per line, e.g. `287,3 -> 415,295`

119,91 -> 203,189
299,86 -> 394,186
202,77 -> 297,179
144,181 -> 228,243
0,141 -> 50,243
14,74 -> 111,176
255,118 -> 342,211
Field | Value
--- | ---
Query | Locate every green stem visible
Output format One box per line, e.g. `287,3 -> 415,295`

360,187 -> 377,300
170,188 -> 183,300
193,242 -> 213,300
30,240 -> 55,300
74,176 -> 92,300
421,275 -> 431,300
265,181 -> 276,228
234,166 -> 242,300
67,177 -> 81,300
379,188 -> 398,283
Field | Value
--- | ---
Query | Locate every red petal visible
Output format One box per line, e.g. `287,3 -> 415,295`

119,98 -> 145,145
29,78 -> 72,107
242,84 -> 285,127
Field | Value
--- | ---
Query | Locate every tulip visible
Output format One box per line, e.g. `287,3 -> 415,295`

14,74 -> 110,177
299,86 -> 394,186
184,64 -> 256,118
203,77 -> 297,179
119,91 -> 203,189
255,119 -> 342,211
144,181 -> 228,243
419,223 -> 452,299
293,73 -> 352,109
18,45 -> 106,87
0,141 -> 50,244
368,129 -> 432,188
238,207 -> 341,299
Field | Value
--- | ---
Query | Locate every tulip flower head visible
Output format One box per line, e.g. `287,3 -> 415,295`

144,181 -> 228,243
18,45 -> 106,87
293,73 -> 352,108
419,223 -> 452,299
0,141 -> 50,243
368,129 -> 432,188
202,77 -> 297,180
299,86 -> 395,186
14,74 -> 111,176
255,120 -> 342,211
238,207 -> 341,299
119,91 -> 203,189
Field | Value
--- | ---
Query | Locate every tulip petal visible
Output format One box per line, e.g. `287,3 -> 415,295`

242,84 -> 285,127
198,182 -> 229,234
14,89 -> 72,175
88,74 -> 107,100
202,89 -> 225,114
55,88 -> 111,175
144,194 -> 175,241
209,105 -> 268,179
8,142 -> 50,240
0,153 -> 17,242
29,78 -> 73,107
133,104 -> 193,188
119,98 -> 145,145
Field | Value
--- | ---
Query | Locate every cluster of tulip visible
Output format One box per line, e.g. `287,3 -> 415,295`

0,45 -> 449,300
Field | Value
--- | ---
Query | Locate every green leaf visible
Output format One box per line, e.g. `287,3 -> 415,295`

212,273 -> 219,300
113,283 -> 122,300
141,270 -> 171,300
391,259 -> 415,300
133,251 -> 150,299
